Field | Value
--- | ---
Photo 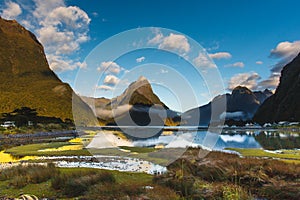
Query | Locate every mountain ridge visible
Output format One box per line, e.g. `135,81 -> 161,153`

182,86 -> 273,126
0,17 -> 95,125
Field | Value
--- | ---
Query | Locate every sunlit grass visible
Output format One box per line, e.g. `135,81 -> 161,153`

0,151 -> 37,163
226,148 -> 300,163
38,144 -> 83,152
68,137 -> 83,144
5,142 -> 90,156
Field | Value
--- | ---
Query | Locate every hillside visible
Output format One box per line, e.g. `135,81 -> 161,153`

254,53 -> 300,123
0,17 -> 95,125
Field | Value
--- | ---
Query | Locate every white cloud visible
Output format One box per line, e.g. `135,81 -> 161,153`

96,105 -> 132,119
148,31 -> 190,55
256,61 -> 263,65
47,55 -> 87,71
269,40 -> 300,73
159,33 -> 190,53
4,0 -> 91,73
96,85 -> 114,91
160,69 -> 168,74
103,75 -> 120,86
76,61 -> 87,69
92,12 -> 98,17
0,1 -> 22,20
148,32 -> 163,44
193,52 -> 216,68
206,41 -> 220,51
43,6 -> 91,29
32,0 -> 65,19
270,41 -> 300,59
136,56 -> 145,63
98,61 -> 122,74
209,52 -> 232,60
257,74 -> 280,90
225,62 -> 244,68
253,40 -> 300,91
37,5 -> 91,56
228,72 -> 261,90
20,19 -> 34,29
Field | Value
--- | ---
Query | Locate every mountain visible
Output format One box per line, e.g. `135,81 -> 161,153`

82,76 -> 180,127
107,76 -> 167,109
182,86 -> 272,126
0,17 -> 95,125
254,53 -> 300,123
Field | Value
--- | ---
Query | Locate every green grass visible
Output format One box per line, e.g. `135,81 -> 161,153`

59,167 -> 152,184
5,142 -> 90,157
0,167 -> 153,199
0,180 -> 56,198
119,146 -> 157,153
226,148 -> 300,163
4,142 -> 170,165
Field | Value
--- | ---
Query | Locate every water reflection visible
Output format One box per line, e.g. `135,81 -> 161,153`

129,130 -> 300,150
255,131 -> 300,150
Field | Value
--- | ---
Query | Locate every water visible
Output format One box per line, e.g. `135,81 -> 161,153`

1,129 -> 299,174
128,129 -> 300,151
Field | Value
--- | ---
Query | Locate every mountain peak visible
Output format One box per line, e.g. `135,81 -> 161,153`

137,76 -> 148,82
263,88 -> 273,95
107,76 -> 167,109
232,86 -> 252,95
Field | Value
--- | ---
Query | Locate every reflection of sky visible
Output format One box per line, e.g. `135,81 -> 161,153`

132,130 -> 262,150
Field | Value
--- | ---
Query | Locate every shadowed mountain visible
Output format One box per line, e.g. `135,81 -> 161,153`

182,86 -> 272,126
82,76 -> 180,127
254,53 -> 300,123
0,17 -> 96,125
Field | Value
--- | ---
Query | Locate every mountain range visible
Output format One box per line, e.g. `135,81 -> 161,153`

182,86 -> 272,126
1,17 -> 299,127
0,17 -> 96,125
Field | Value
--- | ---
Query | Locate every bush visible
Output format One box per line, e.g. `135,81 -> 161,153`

0,163 -> 58,189
51,170 -> 116,197
84,182 -> 145,199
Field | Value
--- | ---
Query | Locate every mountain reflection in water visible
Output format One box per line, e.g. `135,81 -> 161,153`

127,129 -> 300,150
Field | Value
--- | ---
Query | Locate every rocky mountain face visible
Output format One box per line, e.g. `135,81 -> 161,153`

82,76 -> 180,126
254,53 -> 300,123
182,86 -> 272,126
0,17 -> 95,125
107,76 -> 167,109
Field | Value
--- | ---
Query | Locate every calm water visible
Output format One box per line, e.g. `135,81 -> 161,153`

130,129 -> 300,150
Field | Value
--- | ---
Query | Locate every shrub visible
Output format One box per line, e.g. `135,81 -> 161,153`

1,163 -> 58,189
51,170 -> 116,197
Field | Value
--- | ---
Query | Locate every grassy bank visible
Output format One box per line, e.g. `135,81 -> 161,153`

154,148 -> 300,200
3,141 -> 171,165
1,149 -> 299,199
0,164 -> 178,199
4,142 -> 90,157
226,148 -> 300,164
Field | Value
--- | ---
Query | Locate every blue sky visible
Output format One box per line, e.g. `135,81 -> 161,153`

1,0 -> 300,112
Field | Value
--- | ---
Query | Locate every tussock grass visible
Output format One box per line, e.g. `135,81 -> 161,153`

0,163 -> 58,188
154,148 -> 300,200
